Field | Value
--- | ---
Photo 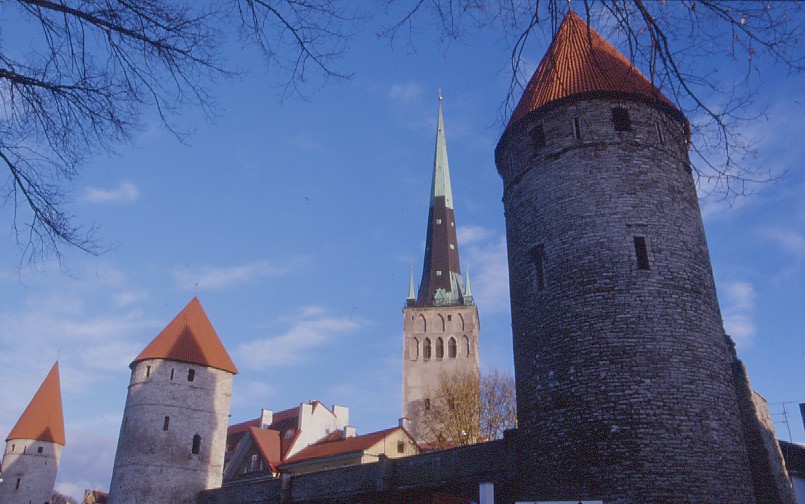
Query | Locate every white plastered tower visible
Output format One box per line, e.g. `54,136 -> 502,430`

0,361 -> 65,504
108,297 -> 238,504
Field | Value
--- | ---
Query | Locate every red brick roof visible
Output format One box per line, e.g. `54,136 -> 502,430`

132,297 -> 237,374
506,10 -> 680,132
6,361 -> 65,445
282,427 -> 403,465
250,427 -> 282,470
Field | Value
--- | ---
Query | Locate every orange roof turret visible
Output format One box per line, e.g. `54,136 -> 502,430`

506,10 -> 684,133
6,361 -> 65,445
132,297 -> 238,374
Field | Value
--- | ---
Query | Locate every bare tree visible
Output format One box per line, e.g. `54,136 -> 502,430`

381,0 -> 805,200
1,0 -> 357,266
422,367 -> 516,449
51,491 -> 79,504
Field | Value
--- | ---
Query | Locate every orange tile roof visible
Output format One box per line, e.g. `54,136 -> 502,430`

6,361 -> 65,445
249,427 -> 282,469
282,427 -> 403,465
506,10 -> 682,133
132,297 -> 238,374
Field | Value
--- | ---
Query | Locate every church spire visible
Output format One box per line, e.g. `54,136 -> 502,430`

415,97 -> 467,307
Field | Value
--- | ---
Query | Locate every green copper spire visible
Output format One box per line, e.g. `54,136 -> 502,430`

463,262 -> 473,305
407,264 -> 416,306
430,96 -> 454,210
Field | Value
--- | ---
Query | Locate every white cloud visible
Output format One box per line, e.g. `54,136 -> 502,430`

762,228 -> 805,257
82,181 -> 139,204
172,260 -> 288,290
235,308 -> 363,369
390,82 -> 423,102
457,225 -> 494,247
720,281 -> 756,349
460,230 -> 510,315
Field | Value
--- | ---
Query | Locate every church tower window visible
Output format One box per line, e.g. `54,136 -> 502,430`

448,337 -> 457,358
423,338 -> 432,360
436,338 -> 444,359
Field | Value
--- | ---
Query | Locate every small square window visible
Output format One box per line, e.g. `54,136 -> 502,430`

37,446 -> 43,454
449,244 -> 455,249
436,271 -> 442,276
612,108 -> 632,132
435,218 -> 442,224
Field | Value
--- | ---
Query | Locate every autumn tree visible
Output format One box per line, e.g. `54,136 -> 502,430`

422,367 -> 516,449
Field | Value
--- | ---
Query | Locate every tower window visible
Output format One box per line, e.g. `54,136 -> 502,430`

11,444 -> 15,452
163,416 -> 170,431
188,369 -> 195,382
397,440 -> 405,454
612,107 -> 632,132
424,398 -> 431,410
572,117 -> 582,141
145,365 -> 151,378
15,478 -> 21,489
656,123 -> 665,144
530,124 -> 546,149
170,369 -> 175,380
192,434 -> 201,455
37,446 -> 43,454
436,270 -> 442,276
448,337 -> 457,358
530,244 -> 546,290
423,338 -> 432,360
435,218 -> 442,224
436,337 -> 444,359
634,236 -> 650,270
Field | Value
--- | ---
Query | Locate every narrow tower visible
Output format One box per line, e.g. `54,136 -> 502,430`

108,297 -> 237,504
402,99 -> 480,443
0,361 -> 65,504
495,11 -> 760,502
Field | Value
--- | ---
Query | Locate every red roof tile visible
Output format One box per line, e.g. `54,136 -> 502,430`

6,361 -> 65,445
249,427 -> 282,469
506,10 -> 681,132
282,427 -> 403,465
132,297 -> 237,374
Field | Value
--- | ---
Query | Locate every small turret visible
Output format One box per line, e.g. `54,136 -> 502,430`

0,361 -> 65,504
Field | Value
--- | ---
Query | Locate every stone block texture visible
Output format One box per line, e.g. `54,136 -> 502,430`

108,359 -> 232,504
0,439 -> 61,504
495,96 -> 757,503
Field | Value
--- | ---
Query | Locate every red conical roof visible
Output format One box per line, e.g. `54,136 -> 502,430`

6,361 -> 65,445
506,10 -> 682,132
132,297 -> 238,374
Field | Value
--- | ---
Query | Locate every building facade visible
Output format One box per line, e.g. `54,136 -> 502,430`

402,100 -> 480,444
108,297 -> 237,504
0,361 -> 65,504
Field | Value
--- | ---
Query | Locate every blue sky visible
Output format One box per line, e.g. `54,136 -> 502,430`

1,5 -> 804,500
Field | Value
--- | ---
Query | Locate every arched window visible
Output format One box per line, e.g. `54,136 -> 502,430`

435,337 -> 444,359
436,315 -> 445,332
462,336 -> 470,357
448,337 -> 457,358
410,337 -> 419,361
423,338 -> 432,360
415,315 -> 427,333
192,434 -> 201,455
458,313 -> 465,331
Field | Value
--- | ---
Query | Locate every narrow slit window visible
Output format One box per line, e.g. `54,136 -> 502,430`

145,365 -> 151,378
163,416 -> 170,431
572,117 -> 582,141
530,244 -> 546,290
435,337 -> 444,359
530,124 -> 546,149
634,236 -> 650,270
423,338 -> 432,360
192,434 -> 201,455
170,369 -> 175,380
37,446 -> 43,454
187,369 -> 195,382
612,107 -> 632,132
656,123 -> 664,144
15,478 -> 21,490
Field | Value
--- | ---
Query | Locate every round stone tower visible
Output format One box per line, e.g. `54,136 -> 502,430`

0,361 -> 64,504
108,297 -> 237,504
495,11 -> 756,503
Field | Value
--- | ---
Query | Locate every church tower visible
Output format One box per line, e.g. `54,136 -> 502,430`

402,99 -> 480,443
108,297 -> 237,504
495,10 -> 760,502
0,361 -> 65,504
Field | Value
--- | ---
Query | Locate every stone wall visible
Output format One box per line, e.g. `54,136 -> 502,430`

108,359 -> 233,504
495,95 -> 757,503
0,438 -> 61,504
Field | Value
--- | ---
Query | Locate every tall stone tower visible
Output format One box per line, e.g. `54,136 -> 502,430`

495,10 -> 758,502
108,297 -> 237,504
402,99 -> 480,443
0,361 -> 65,504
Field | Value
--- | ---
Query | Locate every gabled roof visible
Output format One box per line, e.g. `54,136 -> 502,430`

132,297 -> 237,374
506,10 -> 682,133
282,427 -> 403,465
6,361 -> 65,445
250,427 -> 282,470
